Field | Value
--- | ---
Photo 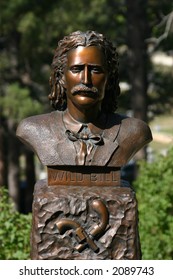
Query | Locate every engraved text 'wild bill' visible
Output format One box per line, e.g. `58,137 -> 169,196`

48,167 -> 120,186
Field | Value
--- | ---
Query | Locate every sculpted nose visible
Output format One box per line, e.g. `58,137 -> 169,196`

82,67 -> 91,85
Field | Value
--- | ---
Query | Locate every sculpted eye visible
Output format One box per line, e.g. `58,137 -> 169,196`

91,67 -> 103,73
70,66 -> 82,73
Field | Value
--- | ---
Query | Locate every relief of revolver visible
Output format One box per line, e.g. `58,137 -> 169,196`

56,199 -> 109,253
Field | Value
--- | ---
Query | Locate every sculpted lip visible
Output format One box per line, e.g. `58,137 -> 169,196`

73,90 -> 99,98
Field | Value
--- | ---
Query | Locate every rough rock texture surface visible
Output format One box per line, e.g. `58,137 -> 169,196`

31,180 -> 141,260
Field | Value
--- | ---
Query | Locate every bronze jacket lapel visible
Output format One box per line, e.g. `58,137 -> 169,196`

91,113 -> 121,166
50,111 -> 76,165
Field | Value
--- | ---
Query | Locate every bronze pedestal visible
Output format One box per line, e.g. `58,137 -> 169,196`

31,167 -> 141,260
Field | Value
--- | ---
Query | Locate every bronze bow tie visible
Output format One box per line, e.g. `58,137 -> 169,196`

65,129 -> 103,144
65,129 -> 103,165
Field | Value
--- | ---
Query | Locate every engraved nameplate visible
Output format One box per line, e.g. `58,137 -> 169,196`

47,166 -> 120,187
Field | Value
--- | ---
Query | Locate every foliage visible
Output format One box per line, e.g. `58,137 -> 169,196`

134,148 -> 173,259
148,69 -> 173,114
0,187 -> 31,259
0,82 -> 42,122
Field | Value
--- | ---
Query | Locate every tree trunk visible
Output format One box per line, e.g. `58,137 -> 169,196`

126,0 -> 149,159
7,119 -> 20,210
126,0 -> 149,122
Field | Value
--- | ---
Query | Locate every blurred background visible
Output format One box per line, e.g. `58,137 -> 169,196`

0,0 -> 173,259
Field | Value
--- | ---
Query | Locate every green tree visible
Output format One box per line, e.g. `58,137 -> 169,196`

0,187 -> 31,259
1,0 -> 47,209
135,148 -> 173,259
0,83 -> 42,210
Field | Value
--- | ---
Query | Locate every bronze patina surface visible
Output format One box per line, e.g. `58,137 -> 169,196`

16,30 -> 152,259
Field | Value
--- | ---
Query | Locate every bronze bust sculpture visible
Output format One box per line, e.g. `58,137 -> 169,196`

16,31 -> 152,260
17,30 -> 152,167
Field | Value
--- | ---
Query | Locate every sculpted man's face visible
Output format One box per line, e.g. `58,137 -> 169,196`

64,46 -> 108,111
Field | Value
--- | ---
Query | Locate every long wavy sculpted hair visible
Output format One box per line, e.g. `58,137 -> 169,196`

49,30 -> 120,113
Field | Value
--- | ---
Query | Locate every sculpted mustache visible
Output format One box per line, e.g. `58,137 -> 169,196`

71,85 -> 98,95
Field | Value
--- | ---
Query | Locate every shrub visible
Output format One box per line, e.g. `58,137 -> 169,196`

0,187 -> 32,259
134,148 -> 173,259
